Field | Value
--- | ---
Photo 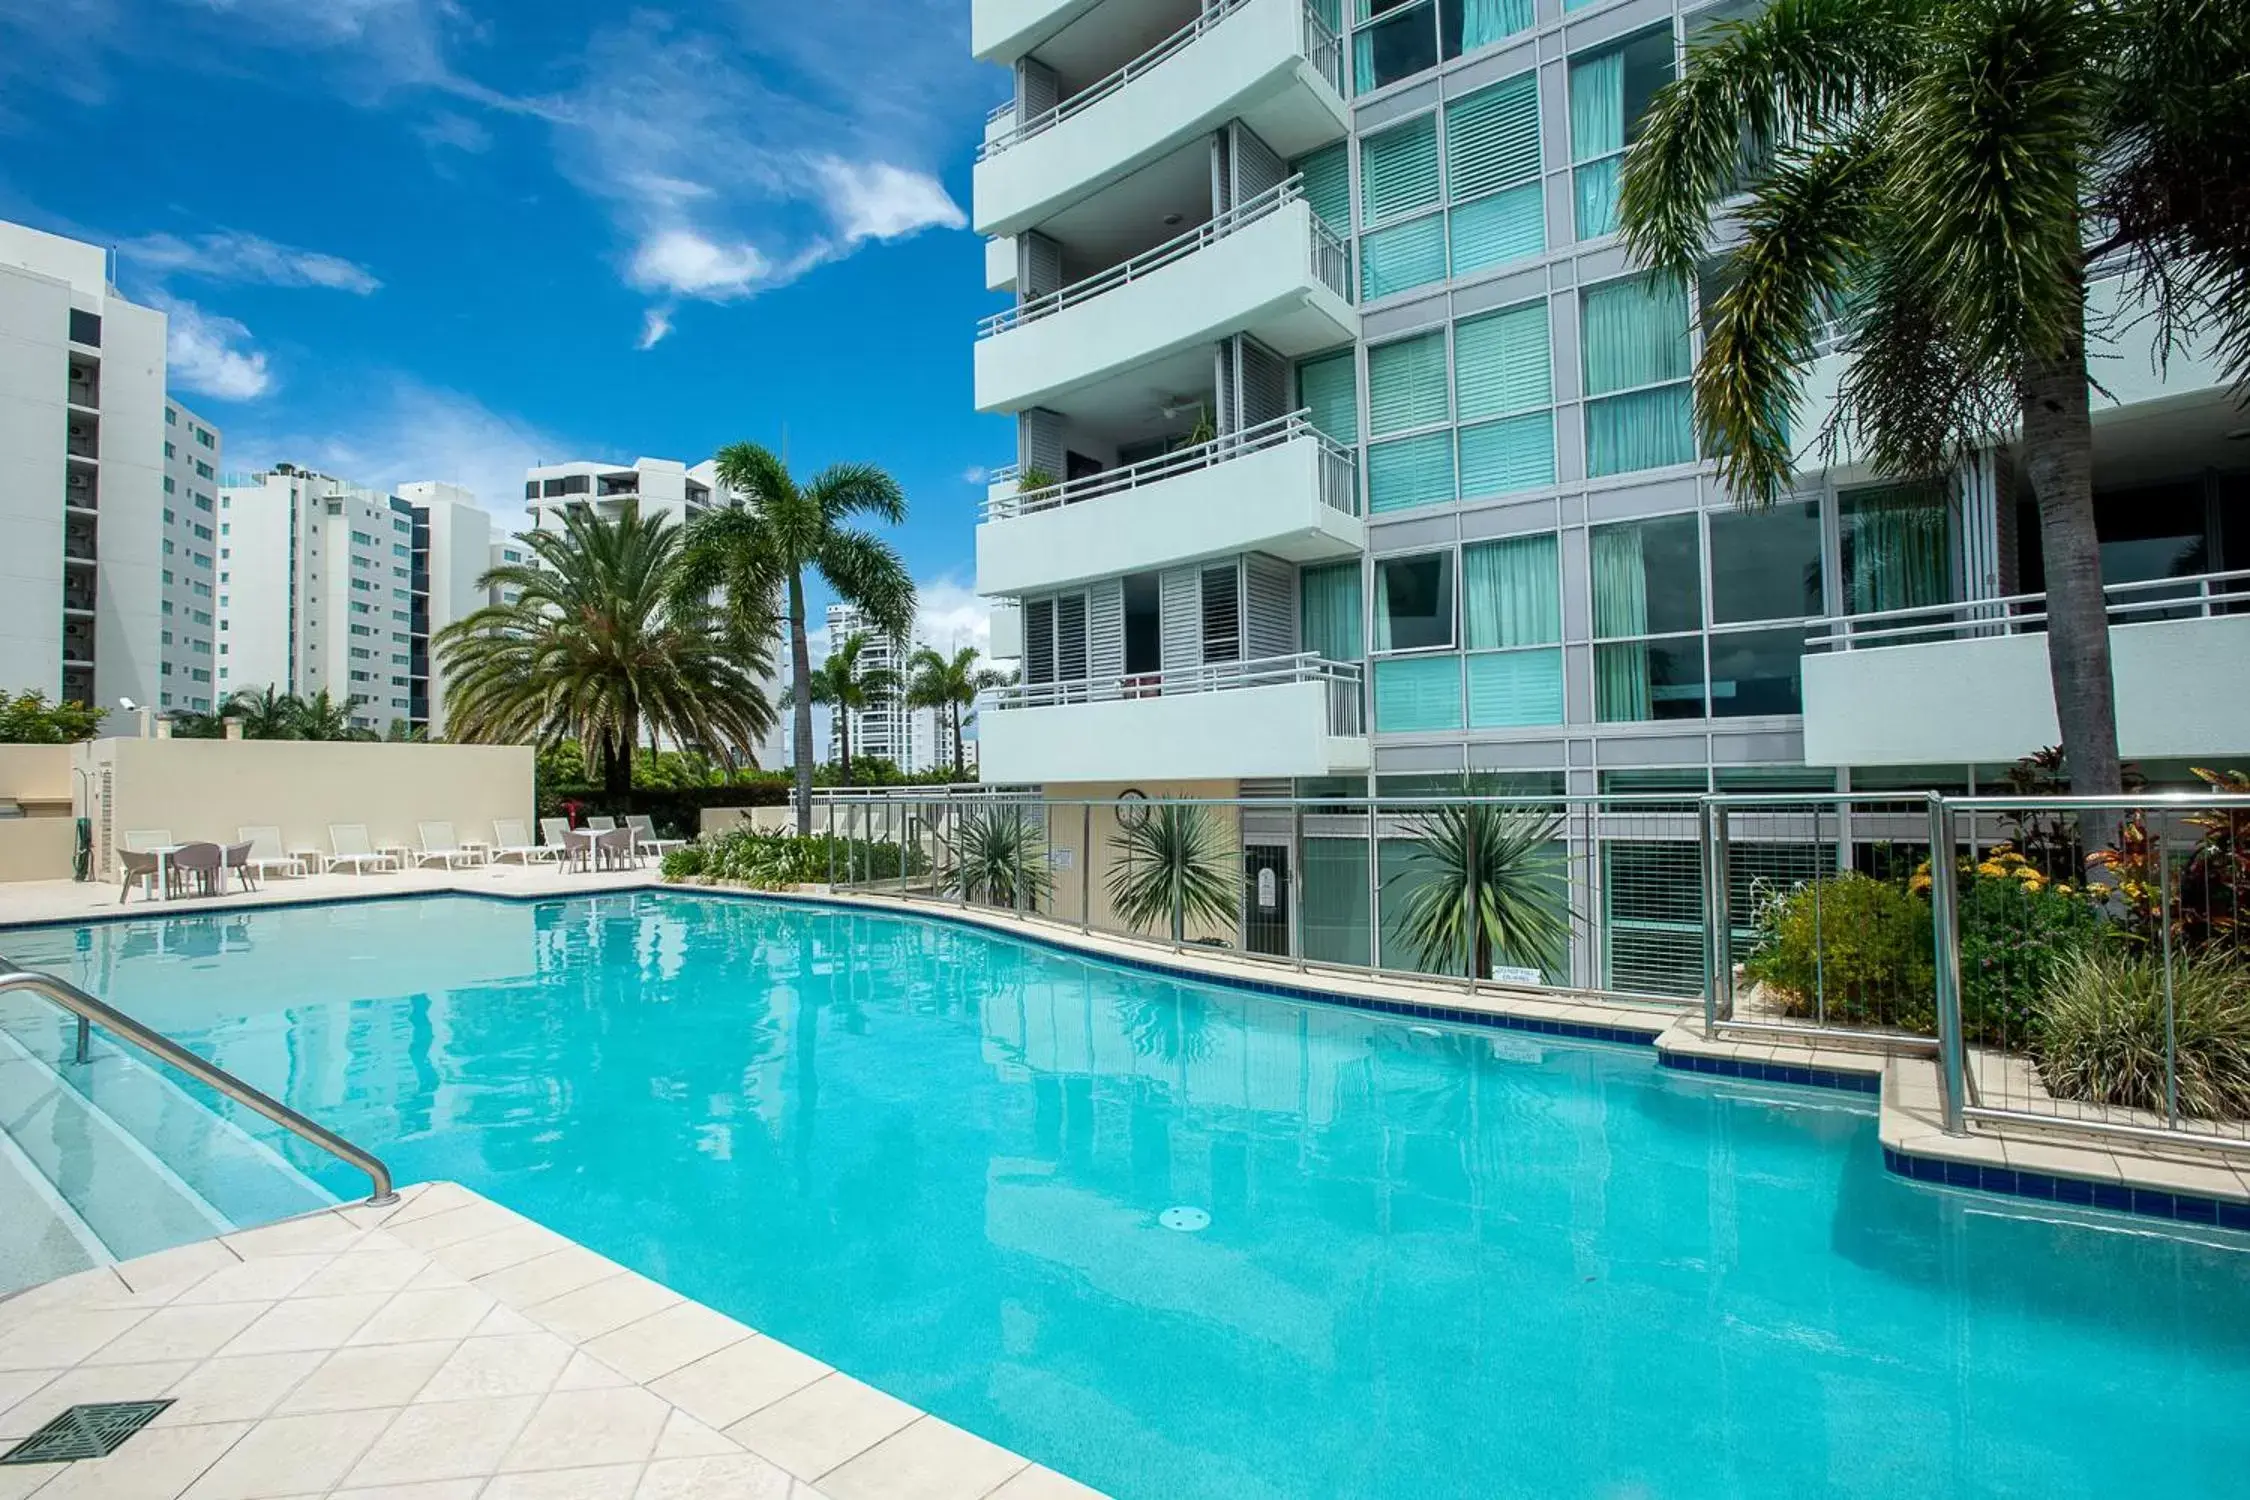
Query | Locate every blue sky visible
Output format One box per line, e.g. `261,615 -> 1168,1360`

0,0 -> 1010,648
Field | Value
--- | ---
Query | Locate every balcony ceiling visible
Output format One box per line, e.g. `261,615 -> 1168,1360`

1035,345 -> 1214,437
1042,141 -> 1211,268
2085,388 -> 2250,489
1033,0 -> 1199,92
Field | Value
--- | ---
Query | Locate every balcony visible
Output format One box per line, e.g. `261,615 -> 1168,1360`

973,0 -> 1347,238
973,0 -> 1106,62
976,181 -> 1355,413
1800,570 -> 2250,766
978,411 -> 1359,596
978,653 -> 1368,784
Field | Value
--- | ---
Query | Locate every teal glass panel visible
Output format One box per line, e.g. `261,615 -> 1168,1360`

1374,654 -> 1464,732
1466,648 -> 1564,727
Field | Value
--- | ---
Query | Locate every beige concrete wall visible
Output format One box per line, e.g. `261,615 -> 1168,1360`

1026,780 -> 1243,943
73,738 -> 534,878
0,818 -> 74,882
0,744 -> 72,802
0,744 -> 80,882
699,805 -> 795,836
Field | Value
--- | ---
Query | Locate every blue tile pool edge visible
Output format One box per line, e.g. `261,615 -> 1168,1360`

1879,1145 -> 2250,1230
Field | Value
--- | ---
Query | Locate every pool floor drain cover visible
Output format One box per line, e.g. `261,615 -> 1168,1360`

1159,1206 -> 1211,1232
1,1401 -> 174,1464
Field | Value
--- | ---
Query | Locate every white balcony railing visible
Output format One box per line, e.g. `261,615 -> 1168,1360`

979,0 -> 1255,161
977,177 -> 1352,342
987,651 -> 1364,736
984,410 -> 1358,523
1804,568 -> 2250,651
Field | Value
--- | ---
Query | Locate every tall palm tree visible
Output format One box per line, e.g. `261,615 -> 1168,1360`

905,645 -> 1008,781
1616,0 -> 2250,801
224,686 -> 301,740
675,444 -> 916,834
437,504 -> 776,797
804,631 -> 897,787
293,690 -> 364,742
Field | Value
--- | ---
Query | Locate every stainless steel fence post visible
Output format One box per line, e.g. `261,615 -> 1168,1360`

2159,824 -> 2180,1127
1462,799 -> 1479,992
1366,796 -> 1382,974
1699,800 -> 1717,1031
956,800 -> 969,909
1928,794 -> 1968,1135
1014,802 -> 1028,916
1289,800 -> 1306,972
1079,802 -> 1092,935
826,802 -> 836,889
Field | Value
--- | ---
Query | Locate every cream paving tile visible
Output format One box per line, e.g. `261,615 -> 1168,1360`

112,1242 -> 245,1301
496,1386 -> 672,1474
413,1331 -> 575,1402
481,1464 -> 645,1500
549,1352 -> 634,1393
157,1351 -> 327,1426
471,1305 -> 543,1338
216,1295 -> 390,1358
475,1250 -> 620,1311
373,1183 -> 480,1230
0,1370 -> 57,1423
329,1481 -> 485,1500
384,1204 -> 525,1255
0,1268 -> 134,1331
649,1410 -> 740,1461
0,1361 -> 198,1440
720,1375 -> 918,1484
652,1336 -> 829,1433
1998,1137 -> 2128,1181
87,1303 -> 268,1367
2088,1149 -> 2249,1200
986,1467 -> 1107,1500
633,1454 -> 796,1500
583,1302 -> 752,1386
221,1215 -> 368,1260
26,1418 -> 250,1500
347,1289 -> 497,1347
178,1406 -> 395,1499
273,1342 -> 458,1416
342,1394 -> 542,1488
402,1263 -> 473,1293
292,1252 -> 428,1301
0,1306 -> 151,1371
818,1417 -> 1031,1500
171,1257 -> 333,1308
0,1465 -> 55,1500
426,1225 -> 572,1284
526,1275 -> 680,1345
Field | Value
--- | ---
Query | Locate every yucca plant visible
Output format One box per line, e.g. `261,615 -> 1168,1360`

1388,801 -> 1572,981
1106,802 -> 1238,942
948,804 -> 1051,910
2032,949 -> 2250,1119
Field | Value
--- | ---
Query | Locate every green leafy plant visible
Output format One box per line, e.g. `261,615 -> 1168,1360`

1386,802 -> 1571,981
806,631 -> 898,787
0,691 -> 104,744
1014,466 -> 1058,493
1106,802 -> 1237,941
905,645 -> 1009,781
659,827 -> 926,891
1956,868 -> 2107,1045
2032,949 -> 2250,1119
1743,873 -> 1935,1031
947,805 -> 1050,909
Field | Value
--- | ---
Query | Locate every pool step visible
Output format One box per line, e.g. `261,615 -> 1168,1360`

1,1006 -> 333,1231
0,1112 -> 110,1295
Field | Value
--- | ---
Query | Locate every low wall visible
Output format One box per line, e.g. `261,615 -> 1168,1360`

74,738 -> 534,879
0,744 -> 79,882
699,805 -> 796,837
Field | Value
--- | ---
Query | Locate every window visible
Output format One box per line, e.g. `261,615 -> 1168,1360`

1453,302 -> 1553,497
68,309 -> 100,346
1710,502 -> 1822,623
1591,514 -> 1703,721
196,429 -> 214,449
1022,593 -> 1090,685
1359,114 -> 1444,299
1463,533 -> 1561,726
1301,561 -> 1363,665
1353,0 -> 1443,94
1297,350 -> 1359,446
164,508 -> 176,524
1295,142 -> 1351,235
1841,482 -> 1956,614
163,477 -> 175,494
1366,331 -> 1453,512
351,530 -> 375,546
1445,72 -> 1543,277
1373,550 -> 1461,731
165,407 -> 177,426
195,461 -> 213,480
1569,28 -> 1674,240
165,442 -> 176,459
196,495 -> 213,511
1581,274 -> 1694,475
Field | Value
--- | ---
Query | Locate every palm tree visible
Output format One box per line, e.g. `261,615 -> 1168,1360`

947,804 -> 1050,909
1106,802 -> 1238,942
905,645 -> 1008,781
1616,0 -> 2250,801
437,504 -> 776,798
293,690 -> 364,742
1387,799 -> 1572,981
804,630 -> 897,787
676,444 -> 916,834
224,686 -> 301,740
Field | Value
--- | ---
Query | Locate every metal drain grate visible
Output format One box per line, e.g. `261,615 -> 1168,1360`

0,1401 -> 174,1464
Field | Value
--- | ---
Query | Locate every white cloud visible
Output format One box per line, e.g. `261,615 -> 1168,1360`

636,307 -> 674,351
913,578 -> 993,658
414,111 -> 491,153
814,159 -> 965,245
627,228 -> 772,300
157,296 -> 273,402
122,230 -> 381,293
959,465 -> 990,486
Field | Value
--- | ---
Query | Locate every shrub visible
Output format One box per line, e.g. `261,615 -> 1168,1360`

0,691 -> 104,744
1742,873 -> 1935,1031
1956,871 -> 2107,1045
2032,950 -> 2250,1120
661,844 -> 707,881
659,828 -> 929,891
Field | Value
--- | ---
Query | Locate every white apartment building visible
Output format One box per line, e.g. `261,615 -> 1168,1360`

0,221 -> 169,716
522,457 -> 717,535
965,0 -> 2248,981
219,469 -> 498,736
824,603 -> 920,772
160,400 -> 222,713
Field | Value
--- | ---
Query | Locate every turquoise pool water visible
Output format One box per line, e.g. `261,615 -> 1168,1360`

2,890 -> 2246,1498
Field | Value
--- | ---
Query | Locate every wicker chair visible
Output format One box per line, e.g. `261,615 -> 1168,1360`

170,842 -> 227,898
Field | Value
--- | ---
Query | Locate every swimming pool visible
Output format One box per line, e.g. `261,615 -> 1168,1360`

2,890 -> 2245,1498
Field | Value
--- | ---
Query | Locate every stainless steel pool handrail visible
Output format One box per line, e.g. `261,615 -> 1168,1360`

0,957 -> 397,1205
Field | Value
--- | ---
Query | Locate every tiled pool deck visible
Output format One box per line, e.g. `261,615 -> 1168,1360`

0,1183 -> 1103,1500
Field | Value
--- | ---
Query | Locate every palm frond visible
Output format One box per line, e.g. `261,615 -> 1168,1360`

1387,802 -> 1573,980
1105,803 -> 1238,941
816,528 -> 917,639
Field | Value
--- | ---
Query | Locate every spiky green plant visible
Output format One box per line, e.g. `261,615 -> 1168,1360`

1106,802 -> 1237,942
948,804 -> 1051,910
2032,949 -> 2250,1119
1387,801 -> 1572,981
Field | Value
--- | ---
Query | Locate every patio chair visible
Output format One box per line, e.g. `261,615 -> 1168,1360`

121,829 -> 175,853
593,825 -> 639,870
235,826 -> 308,880
220,840 -> 260,893
540,817 -> 588,872
170,842 -> 227,898
117,847 -> 177,903
327,824 -> 399,875
491,819 -> 557,864
626,815 -> 687,861
415,821 -> 483,869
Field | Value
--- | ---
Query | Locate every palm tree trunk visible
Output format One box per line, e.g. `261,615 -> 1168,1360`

2020,315 -> 2123,822
838,712 -> 852,790
789,571 -> 814,837
950,701 -> 965,780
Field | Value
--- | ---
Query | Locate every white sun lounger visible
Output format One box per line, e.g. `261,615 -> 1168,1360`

236,826 -> 308,879
491,819 -> 557,864
627,815 -> 687,859
327,824 -> 398,875
415,821 -> 484,869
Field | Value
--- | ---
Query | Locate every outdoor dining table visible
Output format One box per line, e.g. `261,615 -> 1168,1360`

563,826 -> 628,872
